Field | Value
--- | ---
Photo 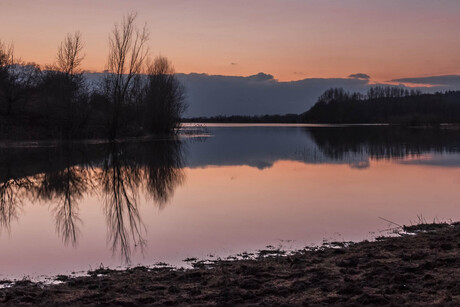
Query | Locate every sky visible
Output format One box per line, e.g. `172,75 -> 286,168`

1,0 -> 460,83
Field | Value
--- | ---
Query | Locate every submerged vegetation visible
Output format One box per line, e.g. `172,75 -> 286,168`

0,13 -> 186,140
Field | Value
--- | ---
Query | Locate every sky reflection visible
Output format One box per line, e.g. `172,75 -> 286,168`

0,125 -> 460,278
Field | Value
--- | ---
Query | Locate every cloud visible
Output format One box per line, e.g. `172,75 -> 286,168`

246,72 -> 274,82
175,72 -> 373,117
293,71 -> 307,76
348,73 -> 370,80
398,154 -> 460,168
390,75 -> 460,87
85,72 -> 460,118
177,72 -> 460,117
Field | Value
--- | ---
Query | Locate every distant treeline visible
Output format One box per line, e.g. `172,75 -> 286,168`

0,13 -> 186,141
184,113 -> 303,123
304,87 -> 460,125
186,87 -> 460,125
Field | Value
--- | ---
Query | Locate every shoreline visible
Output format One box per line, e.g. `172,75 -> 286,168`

1,222 -> 459,305
2,123 -> 459,146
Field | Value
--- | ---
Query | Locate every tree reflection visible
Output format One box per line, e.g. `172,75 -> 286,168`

100,140 -> 185,262
307,126 -> 460,163
33,166 -> 91,247
143,140 -> 185,208
31,145 -> 94,247
100,142 -> 145,263
0,152 -> 35,235
0,138 -> 185,264
0,180 -> 18,233
0,177 -> 31,234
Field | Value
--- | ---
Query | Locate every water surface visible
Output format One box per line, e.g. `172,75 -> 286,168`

1,124 -> 460,279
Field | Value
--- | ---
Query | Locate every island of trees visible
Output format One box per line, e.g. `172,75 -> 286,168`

303,87 -> 460,125
0,13 -> 186,141
186,87 -> 460,125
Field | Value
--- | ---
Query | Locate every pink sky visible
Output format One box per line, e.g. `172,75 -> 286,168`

1,0 -> 459,82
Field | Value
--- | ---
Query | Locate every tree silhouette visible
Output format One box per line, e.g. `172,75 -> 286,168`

100,143 -> 145,263
0,41 -> 40,117
56,31 -> 85,76
104,13 -> 149,140
304,87 -> 460,125
1,13 -> 185,140
142,56 -> 186,134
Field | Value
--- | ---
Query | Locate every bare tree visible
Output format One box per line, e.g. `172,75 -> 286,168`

0,40 -> 14,67
56,31 -> 85,76
104,12 -> 149,140
0,41 -> 41,116
37,32 -> 88,138
0,42 -> 18,115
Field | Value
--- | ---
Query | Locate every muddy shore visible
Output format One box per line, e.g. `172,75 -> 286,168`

1,223 -> 460,305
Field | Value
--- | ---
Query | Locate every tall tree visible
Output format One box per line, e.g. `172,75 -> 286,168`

0,41 -> 40,117
56,31 -> 85,77
104,13 -> 149,140
143,56 -> 186,134
39,32 -> 87,138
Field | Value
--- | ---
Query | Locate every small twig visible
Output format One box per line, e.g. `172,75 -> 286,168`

378,216 -> 403,228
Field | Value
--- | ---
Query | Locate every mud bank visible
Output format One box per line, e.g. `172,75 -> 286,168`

1,223 -> 460,305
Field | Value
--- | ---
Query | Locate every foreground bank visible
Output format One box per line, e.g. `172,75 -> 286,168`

1,223 -> 459,305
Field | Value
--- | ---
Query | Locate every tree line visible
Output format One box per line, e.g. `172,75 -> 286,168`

184,113 -> 304,123
185,86 -> 460,125
303,87 -> 460,125
0,13 -> 186,140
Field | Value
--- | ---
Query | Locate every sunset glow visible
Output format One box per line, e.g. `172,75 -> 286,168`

1,0 -> 460,82
2,1 -> 460,302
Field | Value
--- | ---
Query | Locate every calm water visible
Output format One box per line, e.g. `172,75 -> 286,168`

1,124 -> 460,279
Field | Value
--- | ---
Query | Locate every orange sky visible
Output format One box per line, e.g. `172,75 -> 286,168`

1,0 -> 459,82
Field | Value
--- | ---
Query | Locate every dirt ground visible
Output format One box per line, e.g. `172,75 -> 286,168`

1,223 -> 460,305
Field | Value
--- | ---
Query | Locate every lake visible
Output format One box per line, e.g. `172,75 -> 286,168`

1,124 -> 460,280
